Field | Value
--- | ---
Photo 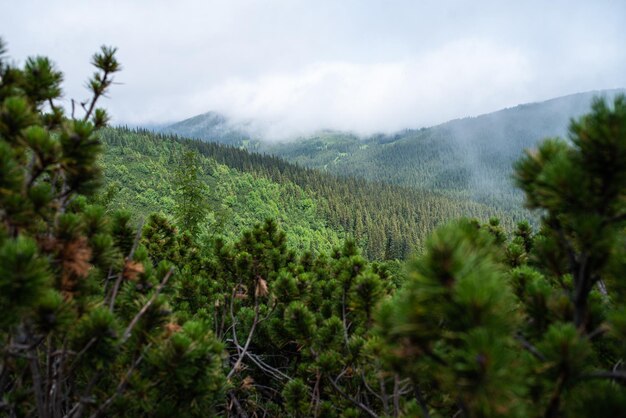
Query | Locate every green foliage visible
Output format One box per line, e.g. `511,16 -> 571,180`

134,320 -> 225,417
378,221 -> 525,416
3,36 -> 626,418
282,379 -> 310,416
0,40 -> 224,418
515,95 -> 626,329
99,127 -> 346,255
100,126 -> 517,259
377,95 -> 626,417
173,150 -> 209,236
0,236 -> 51,328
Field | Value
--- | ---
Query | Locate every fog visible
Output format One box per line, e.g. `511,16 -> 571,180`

2,0 -> 625,137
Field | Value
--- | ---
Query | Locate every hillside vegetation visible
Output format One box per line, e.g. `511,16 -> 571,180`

166,90 -> 624,213
100,128 -> 344,255
101,127 -> 517,259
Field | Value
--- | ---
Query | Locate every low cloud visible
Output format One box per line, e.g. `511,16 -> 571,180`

195,39 -> 533,138
2,1 -> 625,136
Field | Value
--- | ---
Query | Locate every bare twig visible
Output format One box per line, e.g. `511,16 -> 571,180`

580,370 -> 626,381
121,267 -> 174,343
228,392 -> 249,418
515,333 -> 546,361
224,342 -> 291,382
328,374 -> 379,418
227,297 -> 260,380
360,371 -> 385,405
67,371 -> 102,418
545,373 -> 565,418
88,347 -> 149,418
414,384 -> 431,418
341,289 -> 352,352
586,323 -> 610,341
393,374 -> 400,417
29,350 -> 46,418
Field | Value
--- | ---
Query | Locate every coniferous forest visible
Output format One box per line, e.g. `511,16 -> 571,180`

2,31 -> 626,418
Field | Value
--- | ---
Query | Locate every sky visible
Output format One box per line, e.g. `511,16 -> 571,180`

2,0 -> 625,138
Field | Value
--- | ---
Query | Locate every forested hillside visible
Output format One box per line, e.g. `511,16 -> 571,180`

162,111 -> 256,146
100,128 -> 344,255
166,90 -> 624,212
267,90 -> 625,210
101,127 -> 518,260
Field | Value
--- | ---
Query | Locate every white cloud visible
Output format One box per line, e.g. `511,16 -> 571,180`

197,39 -> 533,138
2,0 -> 625,136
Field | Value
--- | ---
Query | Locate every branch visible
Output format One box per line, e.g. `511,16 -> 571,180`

228,392 -> 249,418
66,370 -> 102,418
229,284 -> 242,356
225,343 -> 292,382
602,212 -> 626,227
227,297 -> 260,380
341,289 -> 352,352
360,371 -> 385,405
414,385 -> 431,418
82,71 -> 111,122
580,370 -> 626,381
121,267 -> 174,343
573,253 -> 590,330
248,354 -> 290,381
47,97 -> 60,114
544,373 -> 565,418
515,333 -> 546,361
63,337 -> 98,381
108,219 -> 144,312
328,374 -> 379,418
88,347 -> 149,418
29,350 -> 46,418
586,323 -> 610,341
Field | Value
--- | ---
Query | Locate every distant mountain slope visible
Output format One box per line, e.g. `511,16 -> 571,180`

162,89 -> 624,212
101,127 -> 519,259
100,127 -> 343,254
263,89 -> 626,211
161,111 -> 259,146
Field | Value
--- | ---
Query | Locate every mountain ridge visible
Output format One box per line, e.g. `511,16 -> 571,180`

161,88 -> 625,213
160,88 -> 626,145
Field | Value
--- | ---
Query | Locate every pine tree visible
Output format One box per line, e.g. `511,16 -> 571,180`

378,95 -> 626,417
173,150 -> 209,236
0,39 -> 224,418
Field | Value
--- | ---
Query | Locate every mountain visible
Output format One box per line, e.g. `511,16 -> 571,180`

100,127 -> 519,260
161,111 -> 260,146
163,89 -> 625,212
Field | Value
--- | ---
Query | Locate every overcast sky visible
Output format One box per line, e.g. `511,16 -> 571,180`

2,0 -> 625,137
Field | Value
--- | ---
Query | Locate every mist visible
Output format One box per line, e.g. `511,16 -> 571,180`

198,38 -> 532,139
430,89 -> 626,207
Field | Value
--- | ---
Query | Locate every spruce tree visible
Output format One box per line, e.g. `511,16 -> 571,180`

173,150 -> 209,236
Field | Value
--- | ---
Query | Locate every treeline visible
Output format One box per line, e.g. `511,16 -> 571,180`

103,127 -> 517,259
